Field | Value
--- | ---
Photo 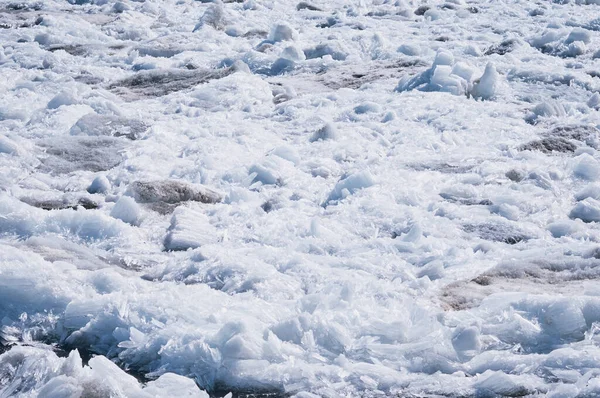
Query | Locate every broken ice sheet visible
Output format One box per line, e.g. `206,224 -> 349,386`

3,0 -> 600,396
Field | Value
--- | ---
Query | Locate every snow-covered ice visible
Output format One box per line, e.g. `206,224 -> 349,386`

2,0 -> 600,396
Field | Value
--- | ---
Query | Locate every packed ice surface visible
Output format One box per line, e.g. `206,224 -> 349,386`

2,0 -> 600,396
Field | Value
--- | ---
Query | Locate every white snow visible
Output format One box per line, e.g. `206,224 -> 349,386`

574,154 -> 600,181
269,23 -> 297,42
0,346 -> 208,398
87,175 -> 111,194
47,91 -> 79,110
110,196 -> 143,226
0,135 -> 20,155
2,0 -> 600,396
326,170 -> 375,204
309,122 -> 336,142
471,63 -> 499,101
164,205 -> 219,251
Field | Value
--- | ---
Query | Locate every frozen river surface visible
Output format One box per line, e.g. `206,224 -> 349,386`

2,0 -> 600,396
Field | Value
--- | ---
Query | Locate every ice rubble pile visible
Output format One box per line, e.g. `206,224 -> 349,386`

396,50 -> 500,100
1,0 -> 600,396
